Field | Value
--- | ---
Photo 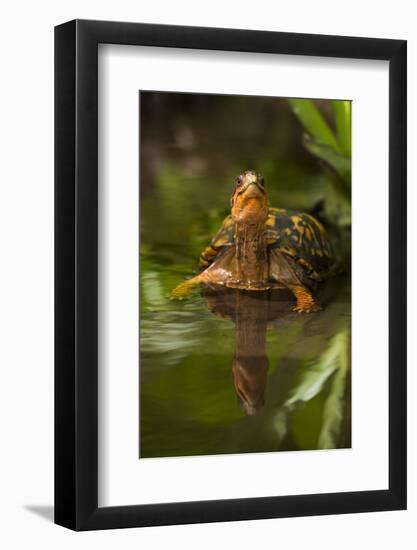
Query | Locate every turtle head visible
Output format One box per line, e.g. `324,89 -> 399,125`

232,356 -> 268,416
231,171 -> 269,225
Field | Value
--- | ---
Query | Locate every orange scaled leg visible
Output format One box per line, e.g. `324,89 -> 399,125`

290,285 -> 321,313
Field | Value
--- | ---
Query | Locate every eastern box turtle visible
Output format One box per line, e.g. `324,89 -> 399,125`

171,170 -> 336,312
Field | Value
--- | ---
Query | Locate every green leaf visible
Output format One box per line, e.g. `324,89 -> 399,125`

285,331 -> 348,408
303,135 -> 351,189
279,330 -> 350,450
318,331 -> 349,448
332,100 -> 352,156
288,99 -> 341,152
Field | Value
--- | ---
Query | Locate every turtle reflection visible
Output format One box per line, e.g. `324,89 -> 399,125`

202,285 -> 296,416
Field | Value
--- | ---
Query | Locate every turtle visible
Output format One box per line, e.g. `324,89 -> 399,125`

171,170 -> 336,312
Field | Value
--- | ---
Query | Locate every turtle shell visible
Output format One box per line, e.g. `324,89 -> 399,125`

266,207 -> 335,281
199,207 -> 335,281
198,214 -> 234,269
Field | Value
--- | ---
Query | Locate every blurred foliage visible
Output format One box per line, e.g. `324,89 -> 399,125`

139,92 -> 351,458
288,99 -> 351,226
275,330 -> 350,450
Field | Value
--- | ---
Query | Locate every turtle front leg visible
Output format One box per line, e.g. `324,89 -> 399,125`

289,285 -> 321,313
170,275 -> 203,300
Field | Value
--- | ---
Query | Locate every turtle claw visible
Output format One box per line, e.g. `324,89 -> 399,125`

170,295 -> 185,301
292,303 -> 322,314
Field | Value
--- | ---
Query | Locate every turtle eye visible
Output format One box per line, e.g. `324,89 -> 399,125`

236,176 -> 243,187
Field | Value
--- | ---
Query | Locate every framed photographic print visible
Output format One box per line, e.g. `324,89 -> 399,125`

55,19 -> 407,530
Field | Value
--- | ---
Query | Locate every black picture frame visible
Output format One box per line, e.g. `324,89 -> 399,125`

55,19 -> 407,531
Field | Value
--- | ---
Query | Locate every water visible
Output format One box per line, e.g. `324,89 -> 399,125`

139,92 -> 351,459
140,244 -> 350,459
